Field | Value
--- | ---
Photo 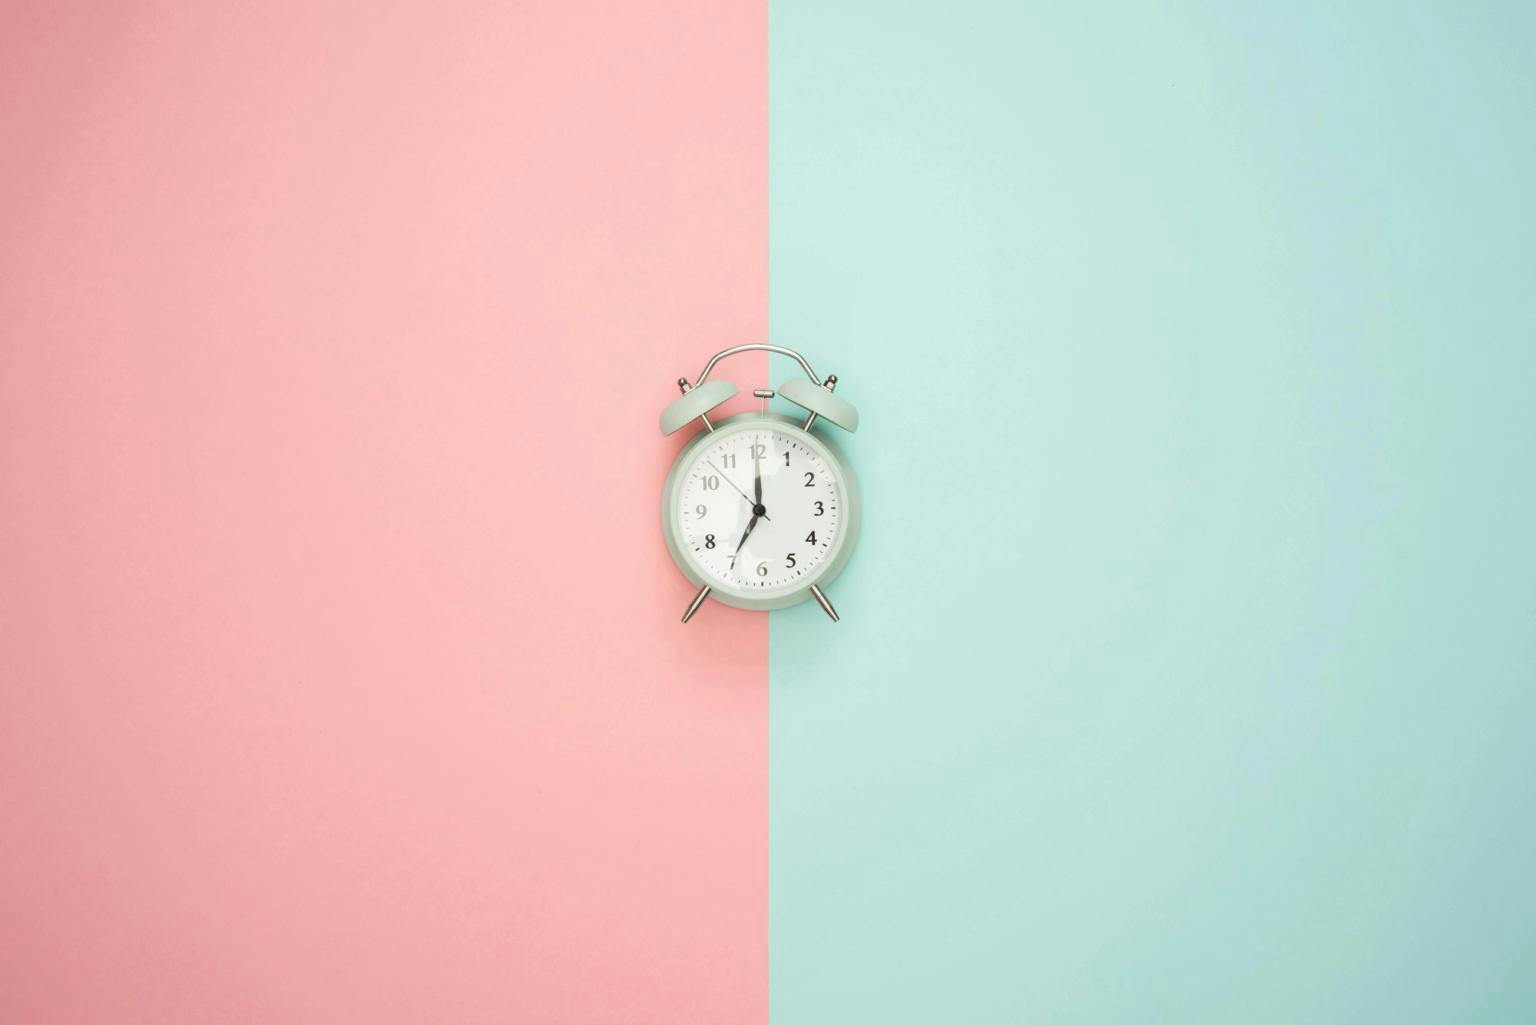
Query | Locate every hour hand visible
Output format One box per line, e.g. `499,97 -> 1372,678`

733,513 -> 759,558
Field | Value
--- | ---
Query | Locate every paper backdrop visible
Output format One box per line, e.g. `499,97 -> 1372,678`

4,2 -> 1534,1023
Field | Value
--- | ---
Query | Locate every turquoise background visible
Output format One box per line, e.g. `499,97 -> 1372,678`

769,3 -> 1535,1022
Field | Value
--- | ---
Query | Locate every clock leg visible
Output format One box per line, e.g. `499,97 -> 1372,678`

681,584 -> 712,623
809,584 -> 839,622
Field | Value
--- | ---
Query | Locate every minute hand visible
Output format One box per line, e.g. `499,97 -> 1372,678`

753,444 -> 763,505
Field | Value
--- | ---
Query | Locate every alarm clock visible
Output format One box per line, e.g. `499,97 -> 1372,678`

660,343 -> 860,623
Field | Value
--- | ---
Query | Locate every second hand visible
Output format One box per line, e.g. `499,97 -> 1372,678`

707,460 -> 770,521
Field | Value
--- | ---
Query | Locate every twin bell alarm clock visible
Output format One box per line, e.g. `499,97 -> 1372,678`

660,344 -> 860,623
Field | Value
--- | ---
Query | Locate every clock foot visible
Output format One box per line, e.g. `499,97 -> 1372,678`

681,584 -> 712,623
809,584 -> 839,622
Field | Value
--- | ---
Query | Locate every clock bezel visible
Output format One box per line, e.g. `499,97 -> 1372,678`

661,412 -> 860,611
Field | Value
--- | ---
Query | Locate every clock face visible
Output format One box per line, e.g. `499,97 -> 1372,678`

673,424 -> 844,596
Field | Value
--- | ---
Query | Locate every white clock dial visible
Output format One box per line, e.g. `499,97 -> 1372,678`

675,426 -> 843,595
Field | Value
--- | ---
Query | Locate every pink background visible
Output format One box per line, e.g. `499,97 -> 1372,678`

1,2 -> 766,1021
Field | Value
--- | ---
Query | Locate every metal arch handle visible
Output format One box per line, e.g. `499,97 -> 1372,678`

695,344 -> 821,388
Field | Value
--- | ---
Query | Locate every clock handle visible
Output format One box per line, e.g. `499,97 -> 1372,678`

694,343 -> 823,388
682,343 -> 858,434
